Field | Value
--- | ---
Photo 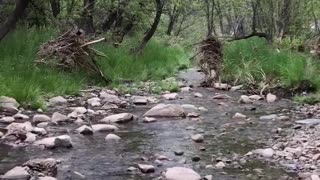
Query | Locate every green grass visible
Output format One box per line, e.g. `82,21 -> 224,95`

0,28 -> 188,108
223,37 -> 320,92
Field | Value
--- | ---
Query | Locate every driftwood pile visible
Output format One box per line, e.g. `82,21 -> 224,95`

197,36 -> 223,87
36,28 -> 110,84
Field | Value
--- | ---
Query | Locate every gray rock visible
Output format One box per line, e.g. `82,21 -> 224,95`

180,87 -> 191,92
213,94 -> 232,99
181,104 -> 197,113
143,117 -> 157,123
191,134 -> 204,143
105,134 -> 121,141
48,96 -> 67,106
164,167 -> 201,180
215,162 -> 226,169
174,150 -> 184,156
137,164 -> 155,173
204,175 -> 213,180
259,114 -> 277,120
162,93 -> 179,100
254,148 -> 274,158
99,113 -> 134,123
239,95 -> 253,104
230,85 -> 243,91
131,96 -> 148,105
296,119 -> 320,125
39,177 -> 57,180
51,112 -> 68,124
33,114 -> 51,124
13,114 -> 29,120
233,113 -> 247,120
193,92 -> 203,98
249,95 -> 263,101
87,97 -> 101,107
34,135 -> 72,149
100,92 -> 122,104
0,96 -> 19,115
37,122 -> 48,128
0,116 -> 15,124
76,125 -> 93,135
25,133 -> 37,143
32,127 -> 47,135
6,122 -> 33,133
92,124 -> 119,132
144,104 -> 185,117
23,158 -> 58,177
1,166 -> 30,180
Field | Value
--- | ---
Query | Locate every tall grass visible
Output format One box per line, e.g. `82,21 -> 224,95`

0,29 -> 188,108
223,37 -> 320,91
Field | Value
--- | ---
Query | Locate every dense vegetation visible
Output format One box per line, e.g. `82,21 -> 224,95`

1,0 -> 320,107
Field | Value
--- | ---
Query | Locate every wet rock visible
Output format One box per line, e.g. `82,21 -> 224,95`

192,156 -> 201,162
162,93 -> 179,100
0,96 -> 19,115
182,104 -> 197,113
48,96 -> 67,106
92,124 -> 118,132
33,114 -> 51,124
76,125 -> 93,135
105,134 -> 121,141
25,133 -> 37,143
0,132 -> 3,138
34,135 -> 72,149
131,96 -> 148,105
266,93 -> 277,103
68,107 -> 87,118
23,158 -> 58,177
198,107 -> 208,111
239,95 -> 253,104
259,114 -> 277,120
143,117 -> 157,123
100,92 -> 122,104
174,150 -> 184,156
204,175 -> 213,180
205,165 -> 214,169
187,112 -> 199,118
181,87 -> 191,92
312,175 -> 320,180
0,116 -> 15,124
255,148 -> 274,158
213,94 -> 231,99
144,104 -> 185,117
39,177 -> 57,180
193,92 -> 203,98
32,127 -> 47,135
1,166 -> 30,180
13,114 -> 29,120
137,164 -> 155,173
186,126 -> 195,130
74,118 -> 85,125
230,85 -> 243,91
127,166 -> 137,172
51,112 -> 68,124
249,95 -> 263,101
100,113 -> 134,123
296,119 -> 320,125
191,134 -> 204,143
164,167 -> 201,180
214,83 -> 230,90
6,122 -> 33,133
87,97 -> 101,107
276,116 -> 290,121
215,162 -> 225,169
37,122 -> 48,128
157,155 -> 169,161
233,113 -> 247,120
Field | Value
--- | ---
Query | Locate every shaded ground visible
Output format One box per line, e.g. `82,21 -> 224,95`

0,69 -> 297,179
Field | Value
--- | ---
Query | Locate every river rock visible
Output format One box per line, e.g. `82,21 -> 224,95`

193,92 -> 203,98
143,117 -> 157,123
255,148 -> 274,158
0,96 -> 19,115
37,122 -> 48,128
76,125 -> 93,135
39,177 -> 57,180
204,175 -> 213,180
259,114 -> 277,120
249,95 -> 263,101
23,158 -> 58,177
131,96 -> 148,105
191,134 -> 204,143
239,95 -> 253,104
92,124 -> 118,132
100,113 -> 134,123
311,175 -> 320,180
100,91 -> 122,104
25,133 -> 37,143
214,83 -> 230,90
48,96 -> 67,106
276,116 -> 290,121
1,166 -> 30,180
0,132 -> 3,138
266,93 -> 277,103
174,150 -> 184,156
51,112 -> 68,124
0,116 -> 15,124
296,119 -> 320,125
32,127 -> 47,135
105,134 -> 121,141
13,113 -> 29,120
33,114 -> 51,124
181,87 -> 191,92
213,94 -> 232,99
144,104 -> 185,117
163,93 -> 179,100
137,164 -> 155,173
87,97 -> 101,107
233,113 -> 247,120
68,107 -> 87,119
6,122 -> 33,133
181,104 -> 197,113
164,167 -> 201,180
230,85 -> 243,91
215,162 -> 226,169
34,135 -> 72,149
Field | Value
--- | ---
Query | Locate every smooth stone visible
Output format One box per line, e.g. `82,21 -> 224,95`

181,104 -> 197,113
37,122 -> 49,128
249,95 -> 263,101
39,177 -> 57,180
6,122 -> 33,133
127,166 -> 137,172
144,104 -> 185,117
100,92 -> 122,104
205,165 -> 214,169
191,156 -> 201,162
0,96 -> 19,115
34,135 -> 72,149
32,127 -> 47,135
13,114 -> 29,120
76,125 -> 93,135
266,93 -> 277,103
233,113 -> 247,120
87,97 -> 101,107
33,114 -> 51,123
143,117 -> 157,123
0,116 -> 15,124
311,175 -> 320,180
92,124 -> 118,132
204,175 -> 213,180
259,114 -> 277,120
164,167 -> 201,180
187,112 -> 199,118
296,119 -> 320,125
48,96 -> 67,105
230,85 -> 243,91
137,164 -> 155,173
215,162 -> 226,169
255,148 -> 274,158
174,150 -> 184,156
105,134 -> 121,141
51,112 -> 68,124
1,166 -> 30,180
131,96 -> 148,105
239,95 -> 253,104
191,134 -> 204,143
193,92 -> 203,98
181,87 -> 191,92
99,113 -> 134,123
25,133 -> 37,143
162,93 -> 179,100
213,94 -> 232,99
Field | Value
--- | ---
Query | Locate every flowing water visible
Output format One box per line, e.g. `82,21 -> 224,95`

0,69 -> 297,179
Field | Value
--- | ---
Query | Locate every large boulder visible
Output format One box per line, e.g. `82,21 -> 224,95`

23,158 -> 58,177
1,166 -> 30,180
76,125 -> 93,135
164,167 -> 201,180
0,117 -> 15,124
6,122 -> 33,133
34,135 -> 72,149
143,104 -> 186,117
99,113 -> 134,124
0,96 -> 19,115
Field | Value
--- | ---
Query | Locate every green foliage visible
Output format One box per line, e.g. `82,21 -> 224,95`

294,94 -> 320,105
223,37 -> 320,91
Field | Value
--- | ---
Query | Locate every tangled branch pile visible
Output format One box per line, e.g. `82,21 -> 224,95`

197,36 -> 223,87
36,28 -> 110,84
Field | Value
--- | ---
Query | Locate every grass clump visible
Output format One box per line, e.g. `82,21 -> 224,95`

0,29 -> 188,108
223,37 -> 320,92
293,94 -> 320,105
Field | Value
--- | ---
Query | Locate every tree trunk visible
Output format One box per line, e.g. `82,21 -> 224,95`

166,4 -> 178,35
50,0 -> 60,18
79,0 -> 95,34
0,0 -> 29,42
133,0 -> 163,54
215,0 -> 224,34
